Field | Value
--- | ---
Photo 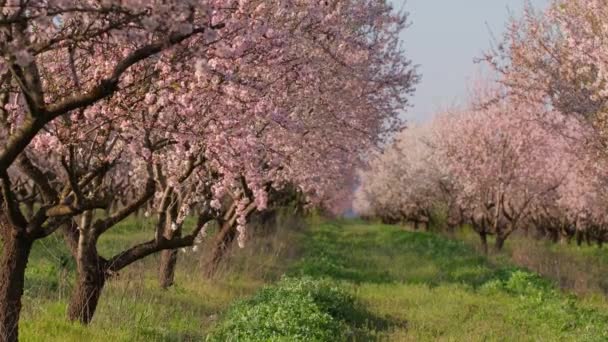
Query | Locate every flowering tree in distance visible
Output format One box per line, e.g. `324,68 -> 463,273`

485,0 -> 608,244
354,124 -> 445,228
355,80 -> 601,253
356,0 -> 608,252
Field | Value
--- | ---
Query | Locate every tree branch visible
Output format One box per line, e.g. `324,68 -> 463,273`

93,178 -> 155,236
0,171 -> 28,230
16,153 -> 58,202
106,213 -> 214,272
0,24 -> 224,174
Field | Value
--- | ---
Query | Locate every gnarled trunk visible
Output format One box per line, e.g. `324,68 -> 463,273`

66,228 -> 106,324
203,202 -> 257,278
204,220 -> 236,278
0,232 -> 33,342
158,202 -> 181,289
66,260 -> 106,324
158,248 -> 179,289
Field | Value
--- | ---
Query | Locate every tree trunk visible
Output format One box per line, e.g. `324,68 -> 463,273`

447,224 -> 456,237
576,230 -> 583,246
0,232 -> 33,342
533,225 -> 545,240
66,230 -> 106,324
203,202 -> 255,278
479,232 -> 488,255
158,203 -> 181,289
204,221 -> 236,278
494,235 -> 506,252
546,227 -> 558,243
158,248 -> 179,289
66,261 -> 106,324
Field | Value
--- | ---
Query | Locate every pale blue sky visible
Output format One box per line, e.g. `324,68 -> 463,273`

391,0 -> 549,122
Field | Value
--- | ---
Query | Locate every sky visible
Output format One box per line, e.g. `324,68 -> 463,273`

390,0 -> 549,123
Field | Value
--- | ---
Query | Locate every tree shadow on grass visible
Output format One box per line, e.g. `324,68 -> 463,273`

134,326 -> 204,342
343,302 -> 408,341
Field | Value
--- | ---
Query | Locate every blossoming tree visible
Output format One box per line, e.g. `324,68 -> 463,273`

0,0 -> 418,338
355,82 -> 601,253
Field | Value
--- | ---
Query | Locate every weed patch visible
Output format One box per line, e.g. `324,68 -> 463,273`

207,277 -> 373,341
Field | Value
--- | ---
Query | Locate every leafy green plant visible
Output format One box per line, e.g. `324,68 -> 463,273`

481,270 -> 553,296
206,277 -> 357,341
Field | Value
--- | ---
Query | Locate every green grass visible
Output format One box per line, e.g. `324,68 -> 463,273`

18,217 -> 300,341
287,219 -> 608,341
448,227 -> 608,296
11,217 -> 608,341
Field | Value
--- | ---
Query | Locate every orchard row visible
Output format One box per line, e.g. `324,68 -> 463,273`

355,0 -> 608,253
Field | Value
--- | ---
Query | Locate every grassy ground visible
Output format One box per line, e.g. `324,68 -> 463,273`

290,219 -> 608,341
12,217 -> 608,340
19,217 -> 301,341
448,227 -> 608,296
